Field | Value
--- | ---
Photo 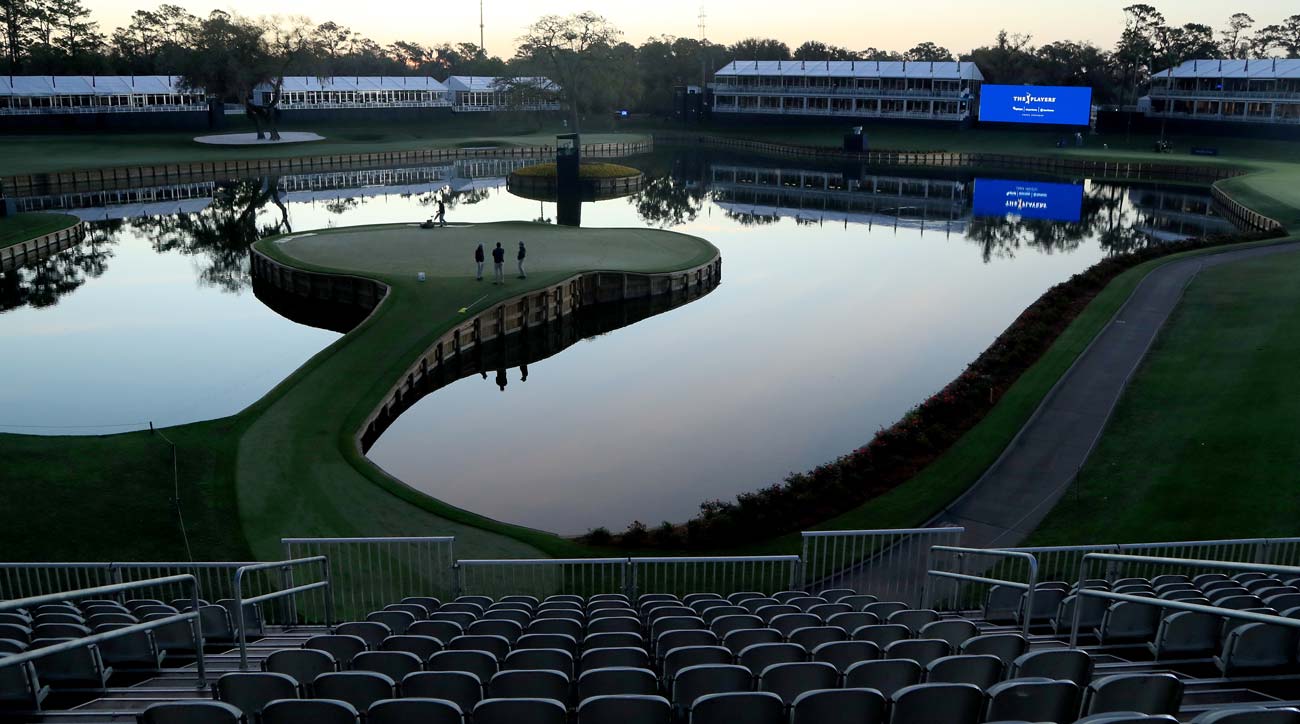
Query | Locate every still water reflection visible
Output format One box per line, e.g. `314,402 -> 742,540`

1,148 -> 1235,532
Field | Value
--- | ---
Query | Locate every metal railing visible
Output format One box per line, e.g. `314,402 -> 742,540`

457,558 -> 627,599
0,574 -> 207,688
925,546 -> 1038,636
1069,553 -> 1300,654
0,562 -> 271,604
282,536 -> 455,620
629,556 -> 801,597
802,528 -> 964,605
234,557 -> 331,670
1003,537 -> 1300,584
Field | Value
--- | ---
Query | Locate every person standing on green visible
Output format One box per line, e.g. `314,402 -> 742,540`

516,241 -> 528,279
474,243 -> 485,281
491,242 -> 506,284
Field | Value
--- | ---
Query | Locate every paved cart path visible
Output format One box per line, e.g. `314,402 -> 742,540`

932,240 -> 1300,550
819,240 -> 1300,600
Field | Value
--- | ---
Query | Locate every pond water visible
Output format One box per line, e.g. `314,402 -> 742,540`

1,146 -> 1236,531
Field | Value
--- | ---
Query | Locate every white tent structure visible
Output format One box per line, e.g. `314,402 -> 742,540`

250,76 -> 450,109
712,60 -> 983,121
444,76 -> 560,112
1145,59 -> 1300,125
0,76 -> 207,115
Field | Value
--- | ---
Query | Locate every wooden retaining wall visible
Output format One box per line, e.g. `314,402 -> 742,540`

0,221 -> 85,273
506,172 -> 646,198
1210,184 -> 1286,233
249,244 -> 722,452
0,140 -> 654,197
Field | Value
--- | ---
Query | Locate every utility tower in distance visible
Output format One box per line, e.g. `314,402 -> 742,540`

479,0 -> 486,55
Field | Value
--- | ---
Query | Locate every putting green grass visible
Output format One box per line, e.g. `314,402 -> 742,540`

241,222 -> 716,560
0,118 -> 647,176
0,212 -> 79,248
1025,248 -> 1300,545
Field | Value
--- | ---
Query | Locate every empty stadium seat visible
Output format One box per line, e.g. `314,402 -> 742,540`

380,634 -> 443,660
448,634 -> 511,659
0,660 -> 49,710
1149,611 -> 1220,659
585,632 -> 644,651
351,650 -> 422,680
367,697 -> 462,724
487,668 -> 569,701
305,635 -> 367,668
844,659 -> 923,699
958,633 -> 1026,666
1010,648 -> 1093,687
758,661 -> 837,705
467,619 -> 521,643
528,618 -> 583,640
1054,595 -> 1108,637
1082,673 -> 1183,717
503,648 -> 573,677
926,654 -> 1002,688
474,698 -> 567,724
671,664 -> 752,713
661,646 -> 731,684
261,698 -> 359,724
789,626 -> 846,650
410,621 -> 463,643
576,694 -> 671,724
427,650 -> 497,685
790,687 -> 886,724
655,630 -> 717,660
711,615 -> 763,638
689,691 -> 782,724
889,682 -> 983,724
723,628 -> 782,655
864,602 -> 909,620
884,638 -> 950,666
737,642 -> 805,676
217,672 -> 298,719
811,640 -> 879,673
578,666 -> 658,698
919,619 -> 978,648
1075,713 -> 1179,723
887,609 -> 939,634
1216,623 -> 1299,675
588,617 -> 640,635
31,642 -> 112,688
335,622 -> 390,649
400,671 -> 481,713
313,671 -> 396,711
853,624 -> 911,648
140,700 -> 245,724
985,678 -> 1079,723
265,649 -> 337,691
516,633 -> 577,656
583,646 -> 651,672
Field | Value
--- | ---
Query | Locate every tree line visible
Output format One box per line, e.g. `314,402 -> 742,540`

3,1 -> 1299,116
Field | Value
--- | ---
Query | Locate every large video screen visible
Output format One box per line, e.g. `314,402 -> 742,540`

979,85 -> 1093,126
973,178 -> 1084,223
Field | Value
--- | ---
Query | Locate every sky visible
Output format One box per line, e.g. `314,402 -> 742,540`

86,0 -> 1297,57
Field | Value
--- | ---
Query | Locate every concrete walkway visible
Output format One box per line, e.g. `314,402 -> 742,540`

933,240 -> 1300,550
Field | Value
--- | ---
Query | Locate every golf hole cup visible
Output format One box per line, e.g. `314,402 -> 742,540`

417,272 -> 427,282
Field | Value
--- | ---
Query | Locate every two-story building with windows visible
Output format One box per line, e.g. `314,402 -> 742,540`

1143,59 -> 1300,127
711,60 -> 983,123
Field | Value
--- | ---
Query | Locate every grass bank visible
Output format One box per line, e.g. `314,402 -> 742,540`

0,117 -> 646,176
1024,247 -> 1300,545
0,212 -> 79,248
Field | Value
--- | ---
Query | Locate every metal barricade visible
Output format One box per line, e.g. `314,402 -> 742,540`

456,558 -> 628,599
0,574 -> 208,688
926,546 -> 1039,637
234,557 -> 332,669
628,556 -> 801,597
802,527 -> 964,605
282,536 -> 455,621
1069,553 -> 1300,649
1005,537 -> 1300,584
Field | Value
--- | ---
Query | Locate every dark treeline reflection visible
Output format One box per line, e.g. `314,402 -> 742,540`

3,149 -> 1235,313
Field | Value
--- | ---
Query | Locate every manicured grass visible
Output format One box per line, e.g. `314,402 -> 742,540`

0,212 -> 79,248
1025,247 -> 1300,545
236,222 -> 717,560
0,117 -> 646,176
511,162 -> 642,178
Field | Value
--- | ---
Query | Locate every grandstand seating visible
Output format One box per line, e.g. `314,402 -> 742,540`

5,569 -> 1300,724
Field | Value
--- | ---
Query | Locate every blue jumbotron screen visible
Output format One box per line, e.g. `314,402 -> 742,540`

973,178 -> 1084,223
978,84 -> 1093,126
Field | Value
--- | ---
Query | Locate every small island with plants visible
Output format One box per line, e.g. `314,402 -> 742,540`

508,161 -> 645,200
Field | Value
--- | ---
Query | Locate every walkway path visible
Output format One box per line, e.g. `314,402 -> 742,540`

932,240 -> 1300,550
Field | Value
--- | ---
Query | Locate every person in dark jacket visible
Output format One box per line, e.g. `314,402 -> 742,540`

474,243 -> 485,281
436,197 -> 447,227
516,241 -> 527,279
491,242 -> 506,284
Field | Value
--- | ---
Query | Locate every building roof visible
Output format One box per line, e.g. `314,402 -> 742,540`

716,60 -> 984,81
0,76 -> 197,97
1152,59 -> 1300,80
445,76 -> 558,92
